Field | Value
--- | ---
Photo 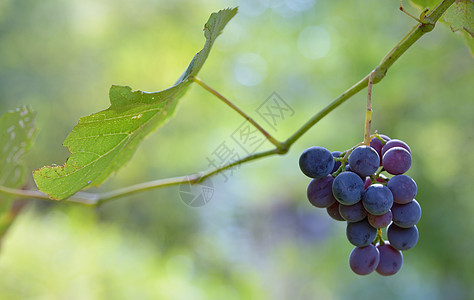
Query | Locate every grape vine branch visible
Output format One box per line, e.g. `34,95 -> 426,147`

0,0 -> 456,206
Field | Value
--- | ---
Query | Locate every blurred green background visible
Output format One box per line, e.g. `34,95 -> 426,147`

1,0 -> 473,299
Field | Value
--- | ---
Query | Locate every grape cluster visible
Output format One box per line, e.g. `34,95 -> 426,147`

300,135 -> 420,276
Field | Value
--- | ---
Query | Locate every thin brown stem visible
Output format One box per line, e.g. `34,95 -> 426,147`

364,72 -> 375,145
192,76 -> 283,150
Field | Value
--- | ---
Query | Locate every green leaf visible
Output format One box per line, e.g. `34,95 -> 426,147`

33,7 -> 238,200
409,0 -> 439,10
176,7 -> 238,84
443,0 -> 474,37
0,106 -> 37,233
407,0 -> 473,56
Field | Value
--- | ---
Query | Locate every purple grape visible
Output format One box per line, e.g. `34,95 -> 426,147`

367,210 -> 392,228
382,147 -> 412,175
370,135 -> 391,166
339,201 -> 367,222
331,151 -> 343,173
387,175 -> 417,204
348,146 -> 380,177
326,202 -> 344,221
363,184 -> 393,216
349,244 -> 380,275
381,139 -> 411,157
332,172 -> 365,205
387,223 -> 419,250
346,218 -> 377,247
307,175 -> 337,208
391,199 -> 421,228
299,146 -> 335,178
376,243 -> 403,276
370,135 -> 391,154
345,164 -> 351,171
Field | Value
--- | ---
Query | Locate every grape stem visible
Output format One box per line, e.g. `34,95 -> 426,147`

374,132 -> 387,145
374,167 -> 385,178
374,228 -> 385,245
399,0 -> 430,24
364,72 -> 375,145
0,0 -> 456,206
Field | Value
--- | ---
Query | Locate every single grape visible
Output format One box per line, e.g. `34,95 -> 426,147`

349,244 -> 380,275
367,210 -> 392,229
326,201 -> 345,221
363,184 -> 393,216
348,146 -> 380,177
345,164 -> 352,172
307,175 -> 337,208
382,147 -> 412,175
381,139 -> 411,157
331,151 -> 343,173
332,172 -> 365,205
346,218 -> 377,247
339,201 -> 367,222
387,175 -> 417,204
370,135 -> 391,166
387,223 -> 419,250
299,146 -> 335,178
376,242 -> 403,276
391,199 -> 421,228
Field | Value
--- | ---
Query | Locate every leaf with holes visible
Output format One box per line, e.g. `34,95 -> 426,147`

0,106 -> 37,233
33,8 -> 238,200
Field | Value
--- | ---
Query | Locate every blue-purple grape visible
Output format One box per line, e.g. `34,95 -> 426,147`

376,243 -> 403,276
391,199 -> 421,228
299,146 -> 335,178
349,244 -> 380,275
363,184 -> 393,216
339,201 -> 367,222
387,175 -> 417,204
381,139 -> 411,157
307,175 -> 337,208
348,146 -> 380,177
382,147 -> 412,175
346,218 -> 377,247
367,210 -> 392,229
326,201 -> 345,221
332,172 -> 365,205
387,223 -> 419,250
